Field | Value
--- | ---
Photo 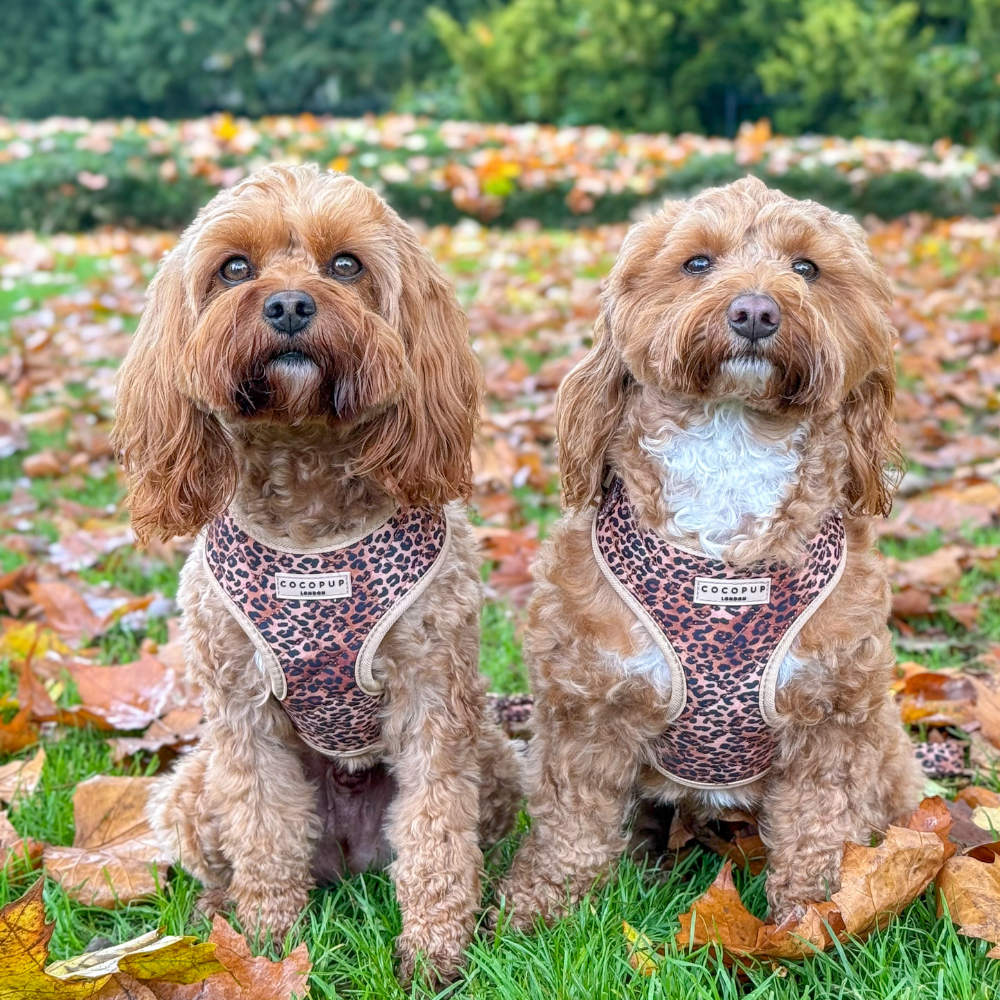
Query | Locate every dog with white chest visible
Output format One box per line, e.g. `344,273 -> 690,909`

498,176 -> 923,927
112,164 -> 522,982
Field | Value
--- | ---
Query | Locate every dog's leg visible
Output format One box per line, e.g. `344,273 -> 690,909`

497,717 -> 642,931
760,699 -> 923,921
385,707 -> 484,984
198,716 -> 320,940
149,740 -> 232,917
476,721 -> 524,848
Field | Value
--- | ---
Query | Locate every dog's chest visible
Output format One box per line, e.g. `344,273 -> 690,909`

594,477 -> 846,789
641,404 -> 806,558
202,508 -> 449,759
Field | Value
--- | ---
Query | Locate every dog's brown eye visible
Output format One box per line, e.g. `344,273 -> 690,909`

792,259 -> 819,281
683,256 -> 712,275
330,254 -> 362,279
220,257 -> 252,284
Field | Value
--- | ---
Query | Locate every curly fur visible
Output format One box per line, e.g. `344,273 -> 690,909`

114,165 -> 522,982
499,177 -> 922,928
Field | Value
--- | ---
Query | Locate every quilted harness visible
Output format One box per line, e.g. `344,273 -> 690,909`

202,506 -> 450,759
594,476 -> 846,789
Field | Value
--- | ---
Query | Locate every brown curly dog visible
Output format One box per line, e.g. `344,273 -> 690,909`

498,176 -> 923,929
113,164 -> 522,982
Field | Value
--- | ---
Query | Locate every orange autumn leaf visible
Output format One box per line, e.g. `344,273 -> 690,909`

44,775 -> 174,908
152,915 -> 311,999
937,854 -> 1000,958
674,798 -> 948,960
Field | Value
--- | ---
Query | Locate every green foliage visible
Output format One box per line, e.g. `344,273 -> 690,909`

430,0 -> 681,130
432,0 -> 1000,145
759,0 -> 1000,146
0,0 -> 487,119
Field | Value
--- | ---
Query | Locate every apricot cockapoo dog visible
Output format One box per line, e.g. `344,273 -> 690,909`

113,164 -> 522,980
499,177 -> 923,927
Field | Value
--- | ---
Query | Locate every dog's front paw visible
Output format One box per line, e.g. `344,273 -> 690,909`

195,887 -> 231,921
494,875 -> 566,933
766,859 -> 842,924
395,929 -> 465,988
233,884 -> 309,942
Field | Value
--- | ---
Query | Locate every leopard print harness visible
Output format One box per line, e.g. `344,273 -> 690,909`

594,476 -> 846,789
201,506 -> 450,760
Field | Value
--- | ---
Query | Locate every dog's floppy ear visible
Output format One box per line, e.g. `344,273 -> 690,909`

113,251 -> 237,544
357,235 -> 483,506
556,308 -> 631,510
842,358 -> 902,518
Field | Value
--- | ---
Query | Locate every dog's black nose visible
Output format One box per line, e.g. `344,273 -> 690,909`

263,290 -> 315,335
727,293 -> 781,342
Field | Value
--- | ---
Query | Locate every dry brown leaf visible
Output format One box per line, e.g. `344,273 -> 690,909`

675,798 -> 947,960
43,775 -> 174,908
0,746 -> 45,803
969,676 -> 1000,747
888,546 -> 965,593
27,581 -> 102,640
43,848 -> 166,908
891,588 -> 932,618
150,915 -> 311,999
109,708 -> 203,762
958,787 -> 1000,810
937,854 -> 1000,958
64,654 -> 177,731
0,704 -> 39,754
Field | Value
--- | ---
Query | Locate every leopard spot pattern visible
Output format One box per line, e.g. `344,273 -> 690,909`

205,508 -> 447,757
596,477 -> 845,786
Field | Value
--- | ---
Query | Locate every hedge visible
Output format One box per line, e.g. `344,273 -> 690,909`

1,115 -> 999,232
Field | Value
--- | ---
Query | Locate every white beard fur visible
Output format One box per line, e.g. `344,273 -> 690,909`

641,400 -> 807,559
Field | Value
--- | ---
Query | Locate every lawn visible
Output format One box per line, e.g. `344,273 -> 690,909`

1,217 -> 1000,998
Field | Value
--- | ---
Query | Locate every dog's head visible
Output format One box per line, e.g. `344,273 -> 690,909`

558,176 -> 900,514
114,165 -> 482,543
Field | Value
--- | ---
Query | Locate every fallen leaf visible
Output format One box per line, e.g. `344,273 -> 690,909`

972,806 -> 1000,838
969,676 -> 1000,747
64,654 -> 177,731
0,880 -> 96,999
47,929 -> 224,984
892,588 -> 932,618
937,854 -> 1000,958
675,799 -> 947,960
0,746 -> 45,803
109,708 -> 203,762
44,776 -> 173,907
947,603 -> 981,630
28,581 -> 102,641
957,787 -> 1000,810
945,798 -> 1000,851
151,915 -> 311,999
623,920 -> 662,975
43,848 -> 166,909
888,546 -> 965,593
0,704 -> 39,754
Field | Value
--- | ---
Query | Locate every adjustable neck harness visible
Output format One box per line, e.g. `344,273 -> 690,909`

594,476 -> 846,789
203,506 -> 450,760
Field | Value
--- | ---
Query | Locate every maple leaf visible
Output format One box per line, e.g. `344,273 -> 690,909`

0,879 -> 228,999
43,775 -> 174,908
670,798 -> 949,962
937,854 -> 1000,958
150,915 -> 312,1000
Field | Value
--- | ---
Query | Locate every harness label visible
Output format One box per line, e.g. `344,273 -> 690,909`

275,572 -> 352,600
693,576 -> 771,605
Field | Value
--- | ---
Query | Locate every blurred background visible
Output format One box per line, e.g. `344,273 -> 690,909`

2,3 -> 1000,997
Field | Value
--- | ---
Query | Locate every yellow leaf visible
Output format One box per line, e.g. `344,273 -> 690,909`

622,919 -> 662,975
47,930 -> 225,984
